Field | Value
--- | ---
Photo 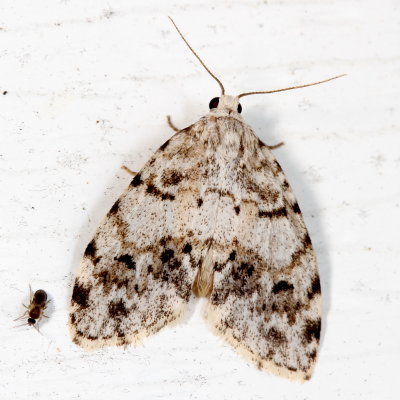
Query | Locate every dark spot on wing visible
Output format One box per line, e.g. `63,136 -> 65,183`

160,249 -> 174,263
84,239 -> 97,258
162,169 -> 183,186
72,282 -> 90,308
258,138 -> 266,147
146,182 -> 175,201
234,205 -> 240,215
108,299 -> 128,317
182,243 -> 192,254
84,239 -> 101,265
292,202 -> 301,213
114,254 -> 136,270
161,193 -> 175,201
272,280 -> 294,294
159,139 -> 170,151
238,262 -> 254,278
274,160 -> 283,172
197,198 -> 203,207
304,233 -> 312,246
303,318 -> 321,343
229,250 -> 236,261
213,261 -> 223,272
131,173 -> 143,187
266,327 -> 287,346
109,199 -> 120,215
258,207 -> 287,218
308,275 -> 321,299
246,265 -> 254,277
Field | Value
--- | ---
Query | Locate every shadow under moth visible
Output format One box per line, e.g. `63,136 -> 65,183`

69,18 -> 343,382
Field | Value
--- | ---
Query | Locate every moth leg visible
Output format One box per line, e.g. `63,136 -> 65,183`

267,141 -> 285,150
121,165 -> 137,176
166,115 -> 180,132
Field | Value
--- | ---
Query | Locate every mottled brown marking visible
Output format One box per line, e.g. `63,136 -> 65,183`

182,243 -> 192,253
272,280 -> 294,294
84,240 -> 96,258
258,207 -> 287,219
146,182 -> 175,201
160,248 -> 174,263
266,327 -> 287,346
109,199 -> 120,215
205,187 -> 236,202
131,173 -> 143,187
159,139 -> 170,151
114,254 -> 136,270
308,276 -> 321,300
162,169 -> 183,186
72,283 -> 90,308
108,299 -> 128,317
84,239 -> 102,265
292,202 -> 301,214
258,138 -> 266,147
303,318 -> 321,343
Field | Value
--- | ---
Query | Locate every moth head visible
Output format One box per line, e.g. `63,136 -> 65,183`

209,95 -> 242,114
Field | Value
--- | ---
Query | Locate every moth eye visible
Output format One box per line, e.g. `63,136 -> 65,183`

28,318 -> 36,325
237,103 -> 242,113
209,97 -> 219,109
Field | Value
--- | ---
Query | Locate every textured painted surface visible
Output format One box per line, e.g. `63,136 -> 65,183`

1,0 -> 399,399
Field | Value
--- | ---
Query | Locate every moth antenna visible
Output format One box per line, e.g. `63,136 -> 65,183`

237,74 -> 346,98
168,16 -> 225,95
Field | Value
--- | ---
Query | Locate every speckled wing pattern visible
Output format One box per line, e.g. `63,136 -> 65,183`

69,110 -> 321,382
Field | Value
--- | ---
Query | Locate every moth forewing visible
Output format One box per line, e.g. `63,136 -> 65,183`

68,18 -> 340,381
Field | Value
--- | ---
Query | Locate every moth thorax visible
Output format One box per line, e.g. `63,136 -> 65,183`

218,95 -> 239,112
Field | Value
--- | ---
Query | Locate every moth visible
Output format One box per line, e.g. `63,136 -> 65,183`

15,286 -> 49,332
69,18 -> 344,381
